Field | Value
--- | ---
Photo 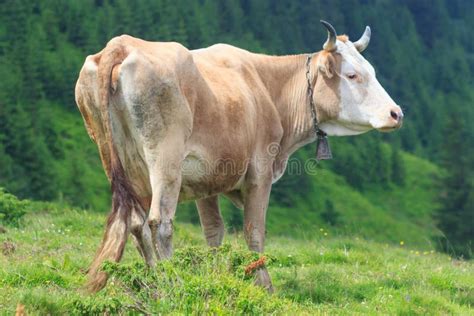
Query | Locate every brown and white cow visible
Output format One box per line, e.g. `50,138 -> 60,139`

75,21 -> 403,292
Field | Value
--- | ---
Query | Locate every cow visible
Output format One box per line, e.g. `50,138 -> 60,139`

75,21 -> 403,292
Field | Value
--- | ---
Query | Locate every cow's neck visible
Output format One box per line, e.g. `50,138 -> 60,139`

252,53 -> 320,156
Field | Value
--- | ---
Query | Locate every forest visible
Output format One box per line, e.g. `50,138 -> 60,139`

0,0 -> 472,257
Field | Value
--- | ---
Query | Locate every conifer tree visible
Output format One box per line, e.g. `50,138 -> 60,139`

435,111 -> 473,258
390,144 -> 406,186
321,199 -> 340,226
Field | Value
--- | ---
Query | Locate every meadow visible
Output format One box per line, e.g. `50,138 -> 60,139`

1,202 -> 472,315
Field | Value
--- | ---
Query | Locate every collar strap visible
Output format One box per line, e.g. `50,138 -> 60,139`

306,54 -> 333,160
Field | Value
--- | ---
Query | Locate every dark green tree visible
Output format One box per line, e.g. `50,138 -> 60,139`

320,199 -> 340,226
434,112 -> 473,258
390,144 -> 406,186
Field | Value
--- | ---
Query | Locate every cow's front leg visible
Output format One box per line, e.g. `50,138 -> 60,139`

196,195 -> 225,247
243,174 -> 273,293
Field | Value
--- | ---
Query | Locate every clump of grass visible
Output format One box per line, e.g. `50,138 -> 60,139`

70,245 -> 288,314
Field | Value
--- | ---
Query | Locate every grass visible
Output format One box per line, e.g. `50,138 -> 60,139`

1,203 -> 472,315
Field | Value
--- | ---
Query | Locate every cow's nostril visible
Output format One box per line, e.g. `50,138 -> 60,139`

390,110 -> 398,121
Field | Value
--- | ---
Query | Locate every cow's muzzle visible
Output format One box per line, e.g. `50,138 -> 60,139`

390,109 -> 404,126
378,107 -> 404,132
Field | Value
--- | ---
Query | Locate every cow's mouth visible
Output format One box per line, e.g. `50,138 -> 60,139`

376,119 -> 403,132
377,124 -> 402,133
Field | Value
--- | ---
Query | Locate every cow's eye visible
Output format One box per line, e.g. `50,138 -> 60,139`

347,73 -> 357,80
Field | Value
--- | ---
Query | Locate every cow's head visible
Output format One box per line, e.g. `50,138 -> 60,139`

314,21 -> 403,136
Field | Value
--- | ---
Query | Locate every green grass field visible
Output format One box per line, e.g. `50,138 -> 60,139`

1,204 -> 472,315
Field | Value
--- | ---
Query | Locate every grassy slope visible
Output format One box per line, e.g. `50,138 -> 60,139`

1,205 -> 472,315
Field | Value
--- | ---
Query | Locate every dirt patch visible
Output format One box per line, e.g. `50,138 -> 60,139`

2,241 -> 16,255
0,226 -> 6,234
15,303 -> 26,316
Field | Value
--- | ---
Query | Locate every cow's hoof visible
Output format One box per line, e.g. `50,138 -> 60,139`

154,220 -> 173,260
86,271 -> 108,293
155,240 -> 173,260
254,267 -> 274,293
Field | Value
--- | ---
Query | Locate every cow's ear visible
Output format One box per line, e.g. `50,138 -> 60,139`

317,52 -> 335,78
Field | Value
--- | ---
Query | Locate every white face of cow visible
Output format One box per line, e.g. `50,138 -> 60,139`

317,22 -> 404,136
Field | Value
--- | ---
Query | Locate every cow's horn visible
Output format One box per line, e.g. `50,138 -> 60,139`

321,20 -> 337,52
354,26 -> 371,53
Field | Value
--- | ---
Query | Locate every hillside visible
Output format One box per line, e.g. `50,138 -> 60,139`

0,205 -> 472,314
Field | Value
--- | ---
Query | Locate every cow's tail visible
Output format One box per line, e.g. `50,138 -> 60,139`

86,41 -> 139,292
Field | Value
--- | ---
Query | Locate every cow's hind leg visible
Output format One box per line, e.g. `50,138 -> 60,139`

119,51 -> 193,260
196,195 -> 225,247
130,203 -> 155,267
146,134 -> 187,260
